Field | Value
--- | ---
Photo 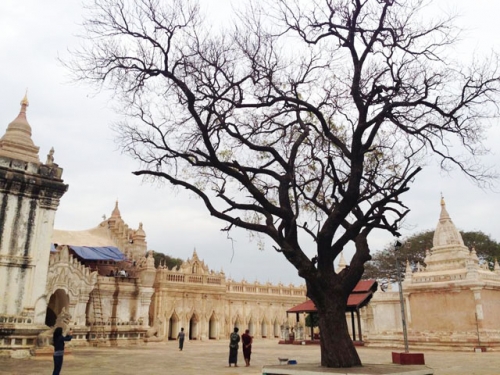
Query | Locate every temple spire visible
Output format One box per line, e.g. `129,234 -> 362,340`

111,200 -> 122,218
432,196 -> 464,248
439,194 -> 451,221
0,93 -> 40,163
336,252 -> 347,273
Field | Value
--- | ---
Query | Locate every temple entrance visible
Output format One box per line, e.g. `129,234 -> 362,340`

261,319 -> 267,338
189,314 -> 198,340
45,289 -> 69,327
273,319 -> 280,338
168,312 -> 179,340
248,318 -> 254,336
208,312 -> 217,339
234,316 -> 241,330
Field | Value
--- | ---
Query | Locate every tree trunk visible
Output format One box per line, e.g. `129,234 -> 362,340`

313,289 -> 362,367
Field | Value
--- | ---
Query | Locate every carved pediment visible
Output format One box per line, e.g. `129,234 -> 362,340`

178,249 -> 211,275
46,245 -> 97,298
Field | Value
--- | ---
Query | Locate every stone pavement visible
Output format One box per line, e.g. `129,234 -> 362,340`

0,340 -> 499,375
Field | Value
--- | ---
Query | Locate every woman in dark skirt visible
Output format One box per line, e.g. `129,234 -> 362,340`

228,327 -> 240,367
52,327 -> 73,375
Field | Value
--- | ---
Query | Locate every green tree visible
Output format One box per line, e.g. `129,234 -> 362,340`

364,230 -> 500,284
462,231 -> 500,268
305,313 -> 320,329
152,251 -> 183,270
71,0 -> 500,367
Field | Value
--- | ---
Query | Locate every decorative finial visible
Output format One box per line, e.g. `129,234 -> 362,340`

440,193 -> 445,207
405,259 -> 412,273
45,147 -> 54,165
20,89 -> 29,109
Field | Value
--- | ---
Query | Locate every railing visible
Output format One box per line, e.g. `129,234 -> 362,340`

207,277 -> 222,285
226,283 -> 306,297
156,270 -> 224,285
188,275 -> 203,283
411,269 -> 500,283
155,269 -> 306,296
0,315 -> 33,324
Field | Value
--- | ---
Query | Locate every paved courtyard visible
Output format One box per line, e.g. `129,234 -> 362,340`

0,339 -> 499,375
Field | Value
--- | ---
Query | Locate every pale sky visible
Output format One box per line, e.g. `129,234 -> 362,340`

0,0 -> 499,285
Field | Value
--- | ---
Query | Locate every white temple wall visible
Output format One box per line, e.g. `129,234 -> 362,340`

0,184 -> 59,323
0,192 -> 35,316
364,292 -> 402,333
29,207 -> 57,324
408,288 -> 476,332
97,279 -> 145,324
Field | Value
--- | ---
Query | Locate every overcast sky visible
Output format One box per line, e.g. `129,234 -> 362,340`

1,0 -> 499,285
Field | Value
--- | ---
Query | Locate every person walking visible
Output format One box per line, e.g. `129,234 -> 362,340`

241,329 -> 253,367
228,327 -> 240,367
177,327 -> 185,351
52,327 -> 73,375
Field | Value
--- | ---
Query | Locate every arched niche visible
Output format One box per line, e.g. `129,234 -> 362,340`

208,312 -> 218,339
45,289 -> 69,327
189,313 -> 199,340
168,312 -> 180,340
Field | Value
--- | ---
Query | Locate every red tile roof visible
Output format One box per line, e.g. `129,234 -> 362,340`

287,279 -> 377,313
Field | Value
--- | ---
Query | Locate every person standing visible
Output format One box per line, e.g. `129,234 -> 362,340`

177,327 -> 185,351
241,329 -> 253,367
52,327 -> 73,375
228,327 -> 240,367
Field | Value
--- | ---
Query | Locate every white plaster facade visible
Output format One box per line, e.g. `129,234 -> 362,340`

0,97 -> 68,356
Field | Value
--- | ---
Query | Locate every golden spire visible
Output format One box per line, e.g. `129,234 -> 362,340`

20,89 -> 29,109
0,91 -> 40,164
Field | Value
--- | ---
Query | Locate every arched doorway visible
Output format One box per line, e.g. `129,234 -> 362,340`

208,312 -> 217,339
248,317 -> 255,336
189,314 -> 198,340
273,319 -> 280,338
261,319 -> 268,338
45,289 -> 69,327
168,312 -> 180,340
234,315 -> 241,330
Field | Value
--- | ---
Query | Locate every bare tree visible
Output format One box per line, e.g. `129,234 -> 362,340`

70,0 -> 499,367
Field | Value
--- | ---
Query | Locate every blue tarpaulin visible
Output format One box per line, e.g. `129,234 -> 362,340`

68,246 -> 125,261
